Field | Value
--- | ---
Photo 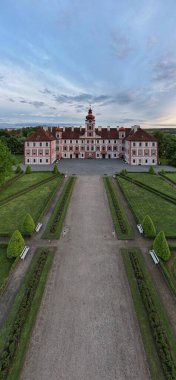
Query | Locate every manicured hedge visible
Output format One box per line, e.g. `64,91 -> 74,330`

43,176 -> 76,239
153,231 -> 171,261
129,251 -> 176,380
23,214 -> 35,236
104,177 -> 133,239
142,215 -> 156,238
7,230 -> 25,258
0,249 -> 50,379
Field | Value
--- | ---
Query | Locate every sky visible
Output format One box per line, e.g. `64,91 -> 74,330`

0,0 -> 176,127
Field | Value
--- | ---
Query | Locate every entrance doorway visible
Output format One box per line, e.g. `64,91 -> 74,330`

76,154 -> 78,158
70,154 -> 72,159
108,154 -> 111,159
102,154 -> 106,159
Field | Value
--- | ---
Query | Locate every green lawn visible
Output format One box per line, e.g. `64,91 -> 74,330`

127,172 -> 176,199
0,245 -> 15,289
162,172 -> 176,184
0,176 -> 62,236
118,177 -> 176,237
0,172 -> 54,201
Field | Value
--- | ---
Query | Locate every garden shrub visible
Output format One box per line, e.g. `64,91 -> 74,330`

7,230 -> 25,258
23,213 -> 35,236
149,166 -> 155,174
15,165 -> 22,174
142,215 -> 156,237
153,231 -> 171,261
53,164 -> 59,174
25,165 -> 31,174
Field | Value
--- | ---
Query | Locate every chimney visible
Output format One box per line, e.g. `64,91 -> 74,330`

72,127 -> 74,132
132,125 -> 140,133
107,126 -> 110,131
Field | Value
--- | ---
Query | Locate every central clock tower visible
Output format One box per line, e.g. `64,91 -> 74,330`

85,107 -> 95,138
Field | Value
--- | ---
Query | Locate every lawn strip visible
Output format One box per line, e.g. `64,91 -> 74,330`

0,176 -> 63,237
117,176 -> 176,237
103,177 -> 134,239
122,248 -> 176,380
127,172 -> 176,199
0,247 -> 55,380
42,176 -> 76,239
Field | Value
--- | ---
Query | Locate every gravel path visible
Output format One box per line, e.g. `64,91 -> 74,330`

21,176 -> 150,380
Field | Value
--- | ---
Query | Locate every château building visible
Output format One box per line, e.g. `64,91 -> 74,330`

24,107 -> 158,165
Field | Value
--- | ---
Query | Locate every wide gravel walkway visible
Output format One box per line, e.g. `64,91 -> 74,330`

21,176 -> 150,380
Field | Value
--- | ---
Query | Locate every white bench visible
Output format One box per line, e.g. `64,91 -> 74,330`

20,246 -> 30,260
35,223 -> 42,232
149,249 -> 159,264
137,224 -> 143,234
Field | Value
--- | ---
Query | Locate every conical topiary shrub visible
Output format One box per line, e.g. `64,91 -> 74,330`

142,215 -> 156,238
23,213 -> 35,236
7,230 -> 25,258
25,165 -> 31,174
53,164 -> 59,174
153,231 -> 171,261
149,166 -> 155,174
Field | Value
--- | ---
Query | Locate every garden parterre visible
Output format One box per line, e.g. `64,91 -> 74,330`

117,176 -> 176,237
127,173 -> 176,199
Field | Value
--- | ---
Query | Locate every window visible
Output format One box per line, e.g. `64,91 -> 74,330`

70,146 -> 73,151
32,149 -> 37,155
46,159 -> 48,162
96,146 -> 100,151
87,140 -> 89,143
82,154 -> 84,157
133,159 -> 135,163
114,140 -> 116,143
76,140 -> 78,143
40,159 -> 42,163
108,140 -> 110,143
113,146 -> 117,151
145,142 -> 148,147
64,146 -> 67,151
97,154 -> 99,157
33,142 -> 36,147
82,140 -> 84,143
89,126 -> 91,130
103,140 -> 105,143
152,142 -> 155,147
39,150 -> 43,155
138,149 -> 142,156
46,142 -> 48,147
64,154 -> 66,158
152,159 -> 155,163
33,159 -> 36,163
91,146 -> 94,151
114,154 -> 116,157
70,140 -> 72,143
151,149 -> 156,156
45,150 -> 49,155
133,142 -> 136,146
87,146 -> 89,151
145,159 -> 148,163
27,142 -> 29,147
144,149 -> 149,156
89,132 -> 91,136
139,142 -> 142,147
40,142 -> 42,147
27,159 -> 29,163
26,150 -> 30,155
92,140 -> 93,144
132,150 -> 136,156
97,140 -> 99,143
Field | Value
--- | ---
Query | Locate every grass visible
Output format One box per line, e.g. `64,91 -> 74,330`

161,172 -> 176,184
0,176 -> 62,236
122,248 -> 176,380
0,244 -> 15,289
103,177 -> 134,239
127,172 -> 176,199
117,176 -> 176,237
159,247 -> 176,296
42,176 -> 76,239
0,247 -> 55,380
0,172 -> 54,201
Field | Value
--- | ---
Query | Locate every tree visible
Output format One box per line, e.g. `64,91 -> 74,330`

25,165 -> 32,174
149,166 -> 155,174
142,215 -> 156,237
53,164 -> 59,174
15,165 -> 23,174
23,214 -> 35,236
7,230 -> 25,258
0,141 -> 13,185
153,231 -> 171,261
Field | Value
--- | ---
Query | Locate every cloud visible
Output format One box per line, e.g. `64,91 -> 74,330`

49,106 -> 57,110
154,59 -> 176,82
0,75 -> 4,82
110,31 -> 133,60
20,99 -> 45,107
41,88 -> 53,95
8,98 -> 15,102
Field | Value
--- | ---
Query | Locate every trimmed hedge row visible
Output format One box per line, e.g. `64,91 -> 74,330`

49,177 -> 75,234
0,249 -> 49,379
118,174 -> 176,206
104,177 -> 133,239
129,251 -> 176,380
0,174 -> 23,192
0,174 -> 59,206
104,177 -> 127,234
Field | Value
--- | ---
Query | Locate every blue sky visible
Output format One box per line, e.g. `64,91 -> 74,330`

0,0 -> 176,127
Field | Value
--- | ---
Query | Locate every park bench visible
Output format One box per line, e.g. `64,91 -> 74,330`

137,224 -> 143,234
149,249 -> 159,264
35,222 -> 42,232
20,246 -> 30,260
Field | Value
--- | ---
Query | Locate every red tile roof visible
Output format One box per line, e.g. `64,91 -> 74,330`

125,128 -> 157,142
25,127 -> 55,142
62,127 -> 85,139
95,128 -> 119,139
